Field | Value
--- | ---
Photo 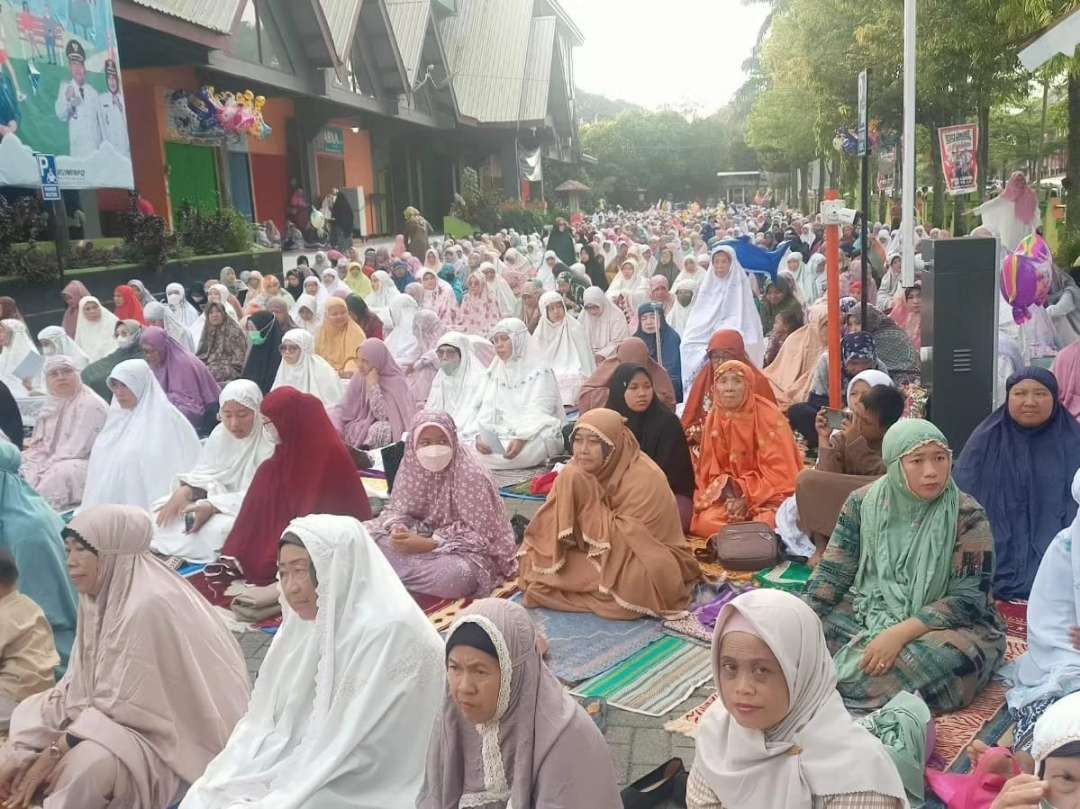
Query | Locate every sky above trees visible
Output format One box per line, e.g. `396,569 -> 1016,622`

559,0 -> 770,113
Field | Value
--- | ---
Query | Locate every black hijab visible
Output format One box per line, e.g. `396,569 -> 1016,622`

582,243 -> 609,291
0,379 -> 23,449
241,311 -> 283,394
604,363 -> 695,498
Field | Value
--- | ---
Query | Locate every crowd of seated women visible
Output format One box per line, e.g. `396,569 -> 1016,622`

0,215 -> 1079,809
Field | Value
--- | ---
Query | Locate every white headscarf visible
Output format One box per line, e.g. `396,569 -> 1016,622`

845,369 -> 895,401
166,282 -> 200,328
291,293 -> 323,337
321,268 -> 350,297
183,515 -> 445,809
175,380 -> 276,497
0,318 -> 42,392
694,589 -> 907,809
82,359 -> 201,510
1032,691 -> 1080,771
679,245 -> 765,391
668,277 -> 697,336
303,275 -> 331,311
365,270 -> 399,327
145,301 -> 196,353
1005,468 -> 1080,712
606,255 -> 648,308
37,325 -> 89,370
425,332 -> 490,440
481,263 -> 518,318
785,252 -> 818,306
385,296 -> 420,365
74,296 -> 119,362
530,291 -> 596,404
537,251 -> 559,291
581,286 -> 630,358
271,329 -> 344,406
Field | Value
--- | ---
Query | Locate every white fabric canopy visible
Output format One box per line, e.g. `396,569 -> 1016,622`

82,359 -> 201,510
271,329 -> 344,407
180,514 -> 445,809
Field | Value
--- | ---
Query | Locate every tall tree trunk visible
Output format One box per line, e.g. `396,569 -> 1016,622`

817,153 -> 826,200
800,162 -> 810,213
930,121 -> 946,229
1067,70 -> 1080,264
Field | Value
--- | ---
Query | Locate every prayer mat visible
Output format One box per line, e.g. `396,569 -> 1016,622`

488,464 -> 551,491
178,562 -> 206,578
512,595 -> 666,684
752,560 -> 813,593
662,581 -> 745,645
423,581 -> 520,633
256,615 -> 282,635
688,534 -> 762,586
499,480 -> 547,502
571,635 -> 713,717
664,604 -> 1030,744
185,568 -> 241,610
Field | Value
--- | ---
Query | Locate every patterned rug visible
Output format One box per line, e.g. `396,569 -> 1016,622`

510,595 -> 666,684
423,581 -> 520,633
665,604 -> 1029,757
571,635 -> 714,717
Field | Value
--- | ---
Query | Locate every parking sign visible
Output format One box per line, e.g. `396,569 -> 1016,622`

37,154 -> 60,201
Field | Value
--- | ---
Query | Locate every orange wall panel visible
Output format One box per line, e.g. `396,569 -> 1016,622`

331,122 -> 375,234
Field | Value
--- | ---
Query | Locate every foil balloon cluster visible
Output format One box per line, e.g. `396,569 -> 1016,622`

166,86 -> 272,141
1001,233 -> 1053,325
833,121 -> 889,154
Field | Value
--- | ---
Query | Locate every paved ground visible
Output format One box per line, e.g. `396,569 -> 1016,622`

235,628 -> 702,806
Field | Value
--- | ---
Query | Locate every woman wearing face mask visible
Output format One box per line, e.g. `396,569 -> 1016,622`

37,326 -> 89,371
331,338 -> 415,450
82,359 -> 202,511
184,515 -> 444,809
219,388 -> 372,585
687,589 -> 907,809
240,311 -> 283,396
21,357 -> 108,512
418,599 -> 622,809
80,320 -> 144,400
0,505 -> 249,809
804,419 -> 1007,712
366,411 -> 517,599
150,381 -> 277,563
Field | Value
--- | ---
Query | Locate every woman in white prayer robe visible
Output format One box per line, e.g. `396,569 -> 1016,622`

476,318 -> 564,470
271,328 -> 344,408
81,359 -> 201,510
150,380 -> 277,562
180,514 -> 445,809
529,291 -> 596,406
425,331 -> 491,442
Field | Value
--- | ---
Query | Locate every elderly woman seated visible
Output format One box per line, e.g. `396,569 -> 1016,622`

182,515 -> 444,809
803,420 -> 1008,712
140,325 -> 221,431
418,599 -> 621,809
519,408 -> 699,619
529,291 -> 596,406
475,318 -> 564,470
150,380 -> 277,563
366,411 -> 517,599
21,357 -> 108,511
688,589 -> 907,809
954,367 -> 1080,600
0,505 -> 249,809
690,360 -> 803,538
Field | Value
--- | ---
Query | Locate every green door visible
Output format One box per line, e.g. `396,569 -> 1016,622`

165,142 -> 221,219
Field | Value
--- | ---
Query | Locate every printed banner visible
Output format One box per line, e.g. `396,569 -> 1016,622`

938,124 -> 978,196
0,0 -> 133,189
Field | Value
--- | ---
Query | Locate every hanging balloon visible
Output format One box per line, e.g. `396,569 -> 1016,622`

1001,233 -> 1053,325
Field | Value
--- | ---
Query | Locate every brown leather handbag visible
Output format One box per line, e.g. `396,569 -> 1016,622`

709,522 -> 781,571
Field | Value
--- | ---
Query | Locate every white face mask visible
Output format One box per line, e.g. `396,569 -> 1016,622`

263,421 -> 282,445
416,444 -> 453,473
117,334 -> 136,349
41,344 -> 56,356
166,291 -> 182,305
439,358 -> 460,375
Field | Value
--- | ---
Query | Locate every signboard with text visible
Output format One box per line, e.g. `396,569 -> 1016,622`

0,0 -> 133,189
938,123 -> 979,196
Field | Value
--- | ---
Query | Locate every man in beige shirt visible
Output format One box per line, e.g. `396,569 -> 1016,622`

0,551 -> 59,732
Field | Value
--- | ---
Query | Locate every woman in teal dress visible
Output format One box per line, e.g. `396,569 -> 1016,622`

803,419 -> 1007,713
0,442 -> 77,672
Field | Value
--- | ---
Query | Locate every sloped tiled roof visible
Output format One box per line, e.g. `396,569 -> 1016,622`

385,0 -> 431,87
128,0 -> 244,33
320,0 -> 365,64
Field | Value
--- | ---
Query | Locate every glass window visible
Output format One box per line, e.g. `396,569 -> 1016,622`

232,1 -> 260,65
230,1 -> 293,73
257,4 -> 293,73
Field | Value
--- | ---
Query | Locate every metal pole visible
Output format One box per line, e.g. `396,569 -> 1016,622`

901,0 -> 917,287
860,74 -> 871,327
825,189 -> 843,409
51,198 -> 68,280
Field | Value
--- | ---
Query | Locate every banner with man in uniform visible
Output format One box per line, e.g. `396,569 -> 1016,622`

0,0 -> 132,190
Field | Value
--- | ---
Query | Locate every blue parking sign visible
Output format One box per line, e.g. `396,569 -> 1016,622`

36,154 -> 60,201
